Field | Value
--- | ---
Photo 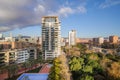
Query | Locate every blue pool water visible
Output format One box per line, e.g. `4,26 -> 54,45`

17,73 -> 48,80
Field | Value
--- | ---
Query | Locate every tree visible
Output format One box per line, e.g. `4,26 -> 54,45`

101,42 -> 119,49
28,59 -> 34,70
80,75 -> 94,80
107,62 -> 120,80
7,64 -> 18,78
0,66 -> 7,74
49,58 -> 61,80
37,55 -> 43,65
22,61 -> 29,72
58,55 -> 71,80
69,57 -> 83,71
76,43 -> 87,54
116,46 -> 120,53
68,53 -> 104,80
69,57 -> 85,80
82,65 -> 93,74
49,54 -> 71,80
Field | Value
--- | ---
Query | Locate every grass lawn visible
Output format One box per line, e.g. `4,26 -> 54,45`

5,66 -> 42,80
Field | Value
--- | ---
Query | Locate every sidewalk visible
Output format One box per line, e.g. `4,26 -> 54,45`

39,63 -> 51,73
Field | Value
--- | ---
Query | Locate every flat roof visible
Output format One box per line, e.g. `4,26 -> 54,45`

17,73 -> 49,80
42,16 -> 58,18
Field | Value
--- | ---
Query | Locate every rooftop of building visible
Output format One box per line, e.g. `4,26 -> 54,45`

42,16 -> 58,18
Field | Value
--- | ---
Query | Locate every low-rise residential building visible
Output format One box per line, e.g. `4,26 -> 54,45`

93,37 -> 104,45
61,38 -> 66,46
0,41 -> 36,50
28,47 -> 37,60
0,52 -> 7,66
76,38 -> 92,44
90,47 -> 102,53
0,48 -> 37,66
109,35 -> 119,43
0,34 -> 39,67
15,49 -> 29,64
7,50 -> 16,64
0,50 -> 16,66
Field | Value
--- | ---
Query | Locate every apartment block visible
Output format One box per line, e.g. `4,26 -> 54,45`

69,30 -> 76,46
0,48 -> 37,66
109,35 -> 119,43
0,52 -> 7,66
42,16 -> 61,60
0,41 -> 36,50
28,47 -> 37,60
15,49 -> 29,64
93,37 -> 104,45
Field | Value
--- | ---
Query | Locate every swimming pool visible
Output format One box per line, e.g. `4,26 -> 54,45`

17,73 -> 49,80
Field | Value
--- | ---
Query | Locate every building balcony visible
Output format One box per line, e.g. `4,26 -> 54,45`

0,56 -> 5,60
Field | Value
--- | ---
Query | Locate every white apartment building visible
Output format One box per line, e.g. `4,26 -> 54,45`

93,37 -> 104,44
42,16 -> 61,60
0,49 -> 29,65
69,30 -> 76,46
98,37 -> 104,44
15,49 -> 29,64
16,48 -> 37,63
1,48 -> 38,65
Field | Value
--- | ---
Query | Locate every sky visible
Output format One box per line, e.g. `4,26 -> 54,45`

0,0 -> 120,38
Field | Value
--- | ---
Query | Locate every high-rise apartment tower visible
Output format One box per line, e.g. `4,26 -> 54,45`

41,16 -> 61,60
69,30 -> 76,46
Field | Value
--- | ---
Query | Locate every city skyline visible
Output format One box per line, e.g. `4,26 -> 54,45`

0,0 -> 120,38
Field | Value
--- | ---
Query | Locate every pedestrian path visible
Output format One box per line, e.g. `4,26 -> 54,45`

39,63 -> 51,73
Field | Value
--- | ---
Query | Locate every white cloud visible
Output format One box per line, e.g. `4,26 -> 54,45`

34,5 -> 45,13
57,7 -> 74,17
0,0 -> 40,32
0,0 -> 87,32
99,0 -> 120,8
0,26 -> 11,32
77,6 -> 87,13
49,6 -> 87,17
